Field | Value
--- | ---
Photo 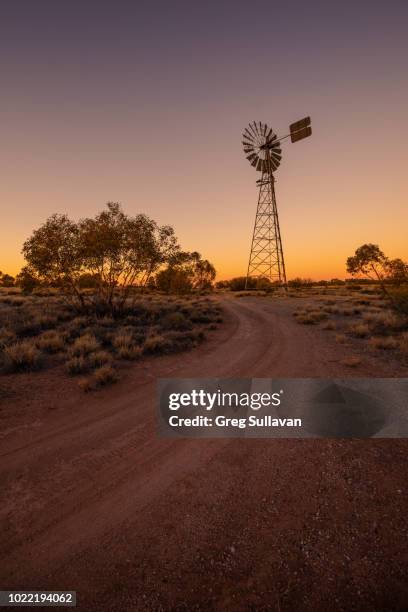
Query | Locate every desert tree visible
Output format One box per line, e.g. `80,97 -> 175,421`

347,243 -> 408,312
156,251 -> 216,294
188,252 -> 216,290
346,244 -> 389,288
22,203 -> 179,313
0,272 -> 15,287
22,213 -> 84,305
78,203 -> 179,311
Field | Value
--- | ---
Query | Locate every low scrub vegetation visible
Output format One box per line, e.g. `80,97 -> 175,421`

0,291 -> 222,390
4,340 -> 42,372
292,280 -> 407,363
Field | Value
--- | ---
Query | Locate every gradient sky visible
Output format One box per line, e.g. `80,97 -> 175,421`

1,0 -> 407,280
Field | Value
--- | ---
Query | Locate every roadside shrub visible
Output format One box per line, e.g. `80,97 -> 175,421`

4,340 -> 42,372
93,365 -> 118,386
68,333 -> 99,357
322,321 -> 336,331
0,328 -> 16,348
362,311 -> 405,335
390,286 -> 408,316
66,355 -> 89,375
117,345 -> 142,360
369,336 -> 398,350
339,306 -> 361,316
160,311 -> 192,331
112,332 -> 134,350
348,323 -> 370,338
88,350 -> 112,368
36,330 -> 65,353
399,332 -> 408,356
162,330 -> 204,352
295,310 -> 327,325
335,334 -> 347,344
143,334 -> 172,354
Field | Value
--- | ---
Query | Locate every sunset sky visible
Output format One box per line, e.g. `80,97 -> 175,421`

1,0 -> 407,280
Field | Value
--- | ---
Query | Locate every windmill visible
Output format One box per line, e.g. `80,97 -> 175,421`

242,117 -> 312,288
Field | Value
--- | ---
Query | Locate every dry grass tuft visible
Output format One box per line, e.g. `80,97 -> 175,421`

66,355 -> 89,375
143,334 -> 171,354
362,311 -> 404,334
369,336 -> 398,350
68,333 -> 99,357
36,330 -> 65,353
322,320 -> 336,331
0,328 -> 17,348
93,365 -> 118,387
4,340 -> 42,372
399,332 -> 408,356
294,310 -> 328,325
88,350 -> 112,368
117,345 -> 143,360
348,323 -> 370,338
335,333 -> 347,344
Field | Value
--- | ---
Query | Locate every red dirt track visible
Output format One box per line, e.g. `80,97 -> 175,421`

1,297 -> 407,611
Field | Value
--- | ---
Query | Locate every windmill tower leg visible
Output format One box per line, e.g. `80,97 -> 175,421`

245,169 -> 287,288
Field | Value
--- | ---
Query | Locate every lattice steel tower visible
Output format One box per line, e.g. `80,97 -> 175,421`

242,118 -> 312,287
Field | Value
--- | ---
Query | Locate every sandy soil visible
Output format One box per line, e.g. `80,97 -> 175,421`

1,296 -> 407,611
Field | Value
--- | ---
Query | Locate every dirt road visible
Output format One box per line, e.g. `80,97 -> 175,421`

1,297 -> 407,611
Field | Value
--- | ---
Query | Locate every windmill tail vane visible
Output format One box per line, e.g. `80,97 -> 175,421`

242,116 -> 312,289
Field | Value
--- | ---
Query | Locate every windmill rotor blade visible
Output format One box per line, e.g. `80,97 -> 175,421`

246,153 -> 257,162
251,156 -> 259,167
247,123 -> 256,139
242,140 -> 254,148
248,122 -> 256,136
263,123 -> 268,136
244,129 -> 255,142
252,121 -> 259,136
266,128 -> 273,141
